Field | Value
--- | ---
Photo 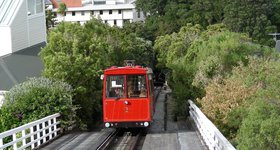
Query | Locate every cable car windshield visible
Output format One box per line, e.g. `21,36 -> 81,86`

106,75 -> 124,98
127,75 -> 147,98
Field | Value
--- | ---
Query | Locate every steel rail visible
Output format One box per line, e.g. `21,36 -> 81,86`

96,129 -> 119,150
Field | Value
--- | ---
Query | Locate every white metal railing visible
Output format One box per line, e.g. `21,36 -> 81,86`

188,100 -> 235,150
0,113 -> 61,150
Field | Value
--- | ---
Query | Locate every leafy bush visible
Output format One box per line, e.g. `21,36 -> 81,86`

237,99 -> 280,150
199,56 -> 280,145
199,78 -> 258,141
0,77 -> 75,132
154,24 -> 266,119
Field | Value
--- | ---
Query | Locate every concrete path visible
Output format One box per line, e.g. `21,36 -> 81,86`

142,88 -> 206,150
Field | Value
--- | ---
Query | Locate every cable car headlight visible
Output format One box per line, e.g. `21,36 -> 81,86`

105,122 -> 110,128
100,74 -> 104,80
144,122 -> 149,127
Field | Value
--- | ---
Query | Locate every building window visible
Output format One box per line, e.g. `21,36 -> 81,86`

109,10 -> 112,14
91,11 -> 94,15
105,20 -> 107,24
114,20 -> 117,25
118,10 -> 121,14
27,0 -> 43,15
81,11 -> 85,16
64,12 -> 66,16
94,1 -> 106,5
100,10 -> 103,15
72,11 -> 76,16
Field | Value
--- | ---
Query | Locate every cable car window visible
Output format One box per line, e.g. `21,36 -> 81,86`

127,75 -> 147,98
106,75 -> 124,98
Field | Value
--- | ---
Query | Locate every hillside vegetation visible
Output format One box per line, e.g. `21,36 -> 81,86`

2,1 -> 280,149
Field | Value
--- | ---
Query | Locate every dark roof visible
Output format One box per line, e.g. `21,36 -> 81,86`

0,43 -> 45,90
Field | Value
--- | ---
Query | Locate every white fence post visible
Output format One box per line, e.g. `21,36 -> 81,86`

188,100 -> 236,150
48,119 -> 53,140
42,121 -> 46,143
30,126 -> 35,149
12,133 -> 17,149
36,124 -> 41,147
0,138 -> 3,146
22,130 -> 26,147
53,118 -> 57,137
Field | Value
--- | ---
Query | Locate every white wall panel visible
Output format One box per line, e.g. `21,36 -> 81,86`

28,15 -> 46,46
0,27 -> 12,56
122,9 -> 133,19
10,0 -> 28,53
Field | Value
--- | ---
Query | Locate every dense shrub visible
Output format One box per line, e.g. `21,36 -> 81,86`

154,24 -> 267,118
199,57 -> 280,146
237,99 -> 280,150
0,77 -> 76,132
199,78 -> 258,141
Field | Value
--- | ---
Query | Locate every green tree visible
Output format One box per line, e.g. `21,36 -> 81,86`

154,23 -> 271,119
45,8 -> 56,31
223,0 -> 280,46
237,99 -> 280,150
188,0 -> 225,27
40,21 -> 110,129
57,2 -> 66,15
200,56 -> 280,144
135,0 -> 168,16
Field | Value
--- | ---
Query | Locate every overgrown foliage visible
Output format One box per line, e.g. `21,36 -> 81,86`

154,24 -> 267,117
0,77 -> 75,132
136,0 -> 280,46
57,2 -> 66,15
199,77 -> 258,141
45,7 -> 56,31
237,99 -> 280,150
223,0 -> 279,46
200,57 -> 280,146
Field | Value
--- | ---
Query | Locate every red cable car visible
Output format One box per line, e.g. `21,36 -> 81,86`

102,62 -> 154,128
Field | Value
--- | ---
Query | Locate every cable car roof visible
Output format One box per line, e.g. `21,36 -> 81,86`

104,66 -> 153,75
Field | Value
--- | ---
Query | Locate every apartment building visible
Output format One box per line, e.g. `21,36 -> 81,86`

50,0 -> 145,27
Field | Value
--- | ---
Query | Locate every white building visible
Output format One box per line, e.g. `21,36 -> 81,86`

0,0 -> 47,57
51,0 -> 145,27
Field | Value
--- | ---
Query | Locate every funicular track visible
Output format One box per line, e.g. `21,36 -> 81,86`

98,128 -> 145,150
